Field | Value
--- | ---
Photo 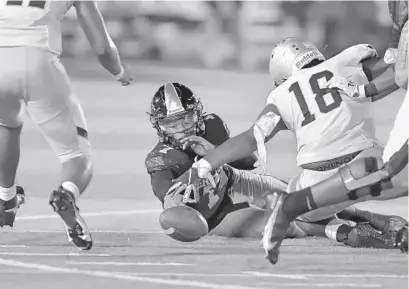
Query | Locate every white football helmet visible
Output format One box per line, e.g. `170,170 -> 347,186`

269,37 -> 325,89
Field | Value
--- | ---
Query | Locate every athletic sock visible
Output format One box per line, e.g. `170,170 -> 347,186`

0,185 -> 16,202
62,181 -> 80,203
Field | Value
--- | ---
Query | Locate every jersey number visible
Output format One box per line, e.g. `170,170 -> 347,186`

289,70 -> 342,127
6,1 -> 46,9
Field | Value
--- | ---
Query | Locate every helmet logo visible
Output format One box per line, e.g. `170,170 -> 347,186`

295,51 -> 320,69
164,83 -> 185,116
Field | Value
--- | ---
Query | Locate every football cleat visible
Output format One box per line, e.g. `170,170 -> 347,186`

395,225 -> 408,253
262,192 -> 291,265
342,222 -> 398,249
0,186 -> 25,227
49,187 -> 92,250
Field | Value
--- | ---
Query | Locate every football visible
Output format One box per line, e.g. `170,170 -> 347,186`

159,205 -> 209,242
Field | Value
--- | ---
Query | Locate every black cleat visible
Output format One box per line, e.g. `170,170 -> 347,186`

49,187 -> 92,250
0,186 -> 25,227
395,225 -> 408,253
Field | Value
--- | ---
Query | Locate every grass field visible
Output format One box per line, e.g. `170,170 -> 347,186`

0,61 -> 407,289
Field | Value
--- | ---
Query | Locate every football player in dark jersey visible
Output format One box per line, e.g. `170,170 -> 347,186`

145,82 -> 404,247
145,82 -> 288,235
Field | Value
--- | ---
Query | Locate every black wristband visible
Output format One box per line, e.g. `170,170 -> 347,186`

364,82 -> 379,98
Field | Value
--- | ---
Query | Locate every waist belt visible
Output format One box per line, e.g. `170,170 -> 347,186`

301,150 -> 362,171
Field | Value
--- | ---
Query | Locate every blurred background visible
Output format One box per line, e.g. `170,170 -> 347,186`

61,0 -> 394,72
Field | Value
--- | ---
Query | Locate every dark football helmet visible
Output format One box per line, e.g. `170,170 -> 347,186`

149,83 -> 205,148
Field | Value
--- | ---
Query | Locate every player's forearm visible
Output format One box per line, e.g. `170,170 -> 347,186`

364,67 -> 400,102
204,129 -> 257,170
150,171 -> 175,203
361,56 -> 391,81
75,0 -> 123,76
228,153 -> 258,170
95,41 -> 123,76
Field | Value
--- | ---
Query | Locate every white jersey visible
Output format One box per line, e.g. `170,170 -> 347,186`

267,44 -> 379,166
0,0 -> 74,55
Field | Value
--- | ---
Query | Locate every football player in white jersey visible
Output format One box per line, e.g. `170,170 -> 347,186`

165,37 -> 408,264
0,0 -> 133,250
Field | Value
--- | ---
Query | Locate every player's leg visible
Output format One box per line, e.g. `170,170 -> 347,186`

223,165 -> 287,208
0,47 -> 27,227
263,144 -> 406,264
26,49 -> 93,250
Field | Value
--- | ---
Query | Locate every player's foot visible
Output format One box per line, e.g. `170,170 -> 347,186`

262,191 -> 291,265
0,186 -> 25,227
395,225 -> 408,253
49,187 -> 92,250
381,216 -> 408,234
342,222 -> 397,249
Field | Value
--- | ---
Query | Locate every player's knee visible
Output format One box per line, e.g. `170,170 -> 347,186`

61,155 -> 93,193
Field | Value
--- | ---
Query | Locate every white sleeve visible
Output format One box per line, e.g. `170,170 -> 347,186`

339,44 -> 378,66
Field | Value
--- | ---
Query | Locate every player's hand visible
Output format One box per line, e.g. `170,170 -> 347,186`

163,190 -> 184,209
165,159 -> 216,204
384,47 -> 398,64
180,136 -> 215,156
115,64 -> 133,86
326,76 -> 366,101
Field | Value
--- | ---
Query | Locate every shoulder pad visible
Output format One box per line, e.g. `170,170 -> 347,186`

337,44 -> 378,66
145,142 -> 192,174
203,113 -> 230,145
204,113 -> 230,136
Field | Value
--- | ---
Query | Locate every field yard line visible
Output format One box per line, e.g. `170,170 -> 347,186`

0,252 -> 111,257
253,282 -> 380,288
16,209 -> 161,220
67,261 -> 194,266
121,272 -> 308,280
2,230 -> 161,233
245,271 -> 408,279
0,258 -> 264,289
0,245 -> 29,248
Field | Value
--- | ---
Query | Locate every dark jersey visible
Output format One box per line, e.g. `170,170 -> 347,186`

145,113 -> 256,230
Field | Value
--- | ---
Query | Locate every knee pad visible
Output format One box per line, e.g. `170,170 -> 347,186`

57,136 -> 92,164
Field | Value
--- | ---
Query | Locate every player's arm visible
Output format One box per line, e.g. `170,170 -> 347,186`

201,114 -> 258,170
357,45 -> 399,102
329,45 -> 399,102
149,169 -> 186,209
74,0 -> 132,85
195,104 -> 282,176
361,64 -> 399,102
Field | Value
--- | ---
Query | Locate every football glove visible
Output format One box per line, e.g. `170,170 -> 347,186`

165,158 -> 216,205
326,76 -> 367,101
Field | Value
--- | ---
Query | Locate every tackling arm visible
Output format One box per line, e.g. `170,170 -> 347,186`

150,169 -> 185,209
359,54 -> 400,102
74,0 -> 123,76
201,104 -> 282,175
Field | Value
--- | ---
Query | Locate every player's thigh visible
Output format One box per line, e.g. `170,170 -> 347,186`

291,169 -> 336,191
210,207 -> 308,239
296,147 -> 384,222
25,51 -> 91,162
210,207 -> 264,238
0,47 -> 26,128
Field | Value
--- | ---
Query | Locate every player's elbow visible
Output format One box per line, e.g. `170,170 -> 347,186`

91,36 -> 117,57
